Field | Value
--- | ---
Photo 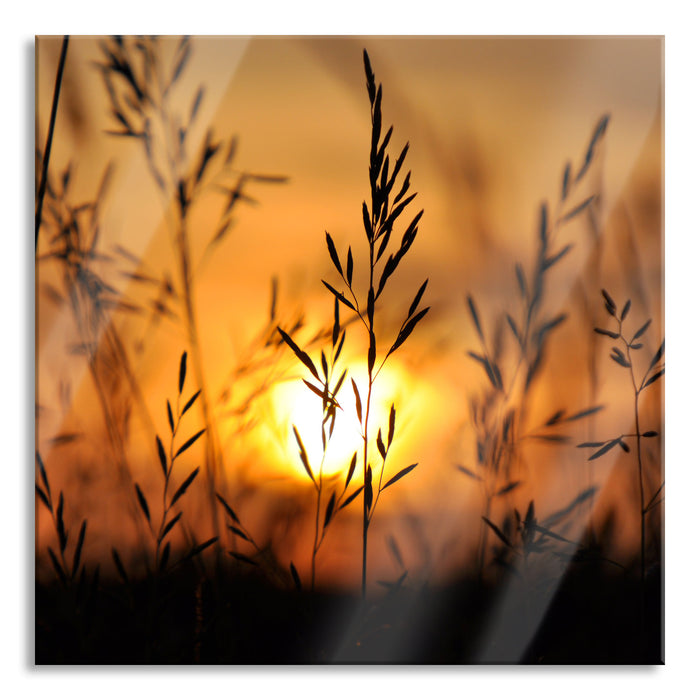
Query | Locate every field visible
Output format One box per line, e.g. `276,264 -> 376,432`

35,36 -> 664,664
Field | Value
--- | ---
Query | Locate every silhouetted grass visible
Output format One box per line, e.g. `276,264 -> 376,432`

315,50 -> 429,598
35,450 -> 100,657
580,290 -> 664,645
278,297 -> 361,591
275,50 -> 429,598
96,36 -> 288,530
36,155 -> 159,543
35,36 -> 69,248
460,115 -> 610,580
129,351 -> 218,577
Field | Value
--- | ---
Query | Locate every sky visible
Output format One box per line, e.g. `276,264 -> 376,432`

34,35 -> 664,590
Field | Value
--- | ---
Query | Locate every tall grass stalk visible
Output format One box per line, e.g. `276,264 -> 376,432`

36,35 -> 69,249
97,36 -> 287,532
581,291 -> 664,641
321,50 -> 429,597
461,115 -> 610,580
97,37 -> 221,520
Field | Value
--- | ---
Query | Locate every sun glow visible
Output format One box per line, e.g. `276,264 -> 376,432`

269,361 -> 408,483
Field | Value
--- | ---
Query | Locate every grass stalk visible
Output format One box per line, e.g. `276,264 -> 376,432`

279,299 -> 354,593
361,379 -> 373,598
461,115 -> 610,579
132,351 -> 215,582
583,290 -> 665,649
281,50 -> 428,597
36,35 -> 69,249
310,453 -> 326,592
620,321 -> 646,589
349,50 -> 428,597
175,210 -> 221,530
96,37 -> 287,540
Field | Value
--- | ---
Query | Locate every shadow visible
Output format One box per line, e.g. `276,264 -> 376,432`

34,561 -> 663,664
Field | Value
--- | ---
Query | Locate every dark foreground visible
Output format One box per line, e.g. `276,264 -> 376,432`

35,554 -> 662,665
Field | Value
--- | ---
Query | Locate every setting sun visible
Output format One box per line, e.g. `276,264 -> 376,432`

268,360 -> 407,483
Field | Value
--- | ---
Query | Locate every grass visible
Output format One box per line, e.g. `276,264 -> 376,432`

277,297 -> 357,591
94,36 -> 288,532
580,290 -> 665,647
35,36 -> 664,664
276,50 -> 429,597
36,451 -> 89,588
130,350 -> 215,578
460,115 -> 611,581
35,35 -> 69,249
322,49 -> 429,599
36,153 -> 158,546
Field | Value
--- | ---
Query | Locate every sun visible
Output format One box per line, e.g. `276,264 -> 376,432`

268,361 -> 405,483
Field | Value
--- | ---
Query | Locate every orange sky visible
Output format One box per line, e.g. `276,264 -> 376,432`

36,36 -> 663,590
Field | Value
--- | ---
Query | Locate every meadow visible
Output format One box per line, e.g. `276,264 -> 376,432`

35,36 -> 663,664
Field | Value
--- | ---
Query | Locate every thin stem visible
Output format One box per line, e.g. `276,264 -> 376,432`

36,36 -> 69,249
309,352 -> 342,592
369,455 -> 387,523
620,323 -> 645,582
634,389 -> 645,577
644,481 -> 665,514
504,213 -> 563,402
361,229 -> 376,599
310,453 -> 325,593
620,318 -> 646,649
175,215 -> 221,541
156,396 -> 180,570
131,47 -> 225,546
341,276 -> 369,333
361,378 -> 373,600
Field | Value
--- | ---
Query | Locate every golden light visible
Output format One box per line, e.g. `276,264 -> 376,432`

268,360 -> 407,484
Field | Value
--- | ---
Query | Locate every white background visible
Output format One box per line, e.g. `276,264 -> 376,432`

5,1 -> 697,697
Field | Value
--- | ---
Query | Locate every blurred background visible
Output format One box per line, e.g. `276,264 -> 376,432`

35,36 -> 663,592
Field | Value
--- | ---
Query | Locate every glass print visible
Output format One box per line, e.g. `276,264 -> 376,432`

35,36 -> 664,664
